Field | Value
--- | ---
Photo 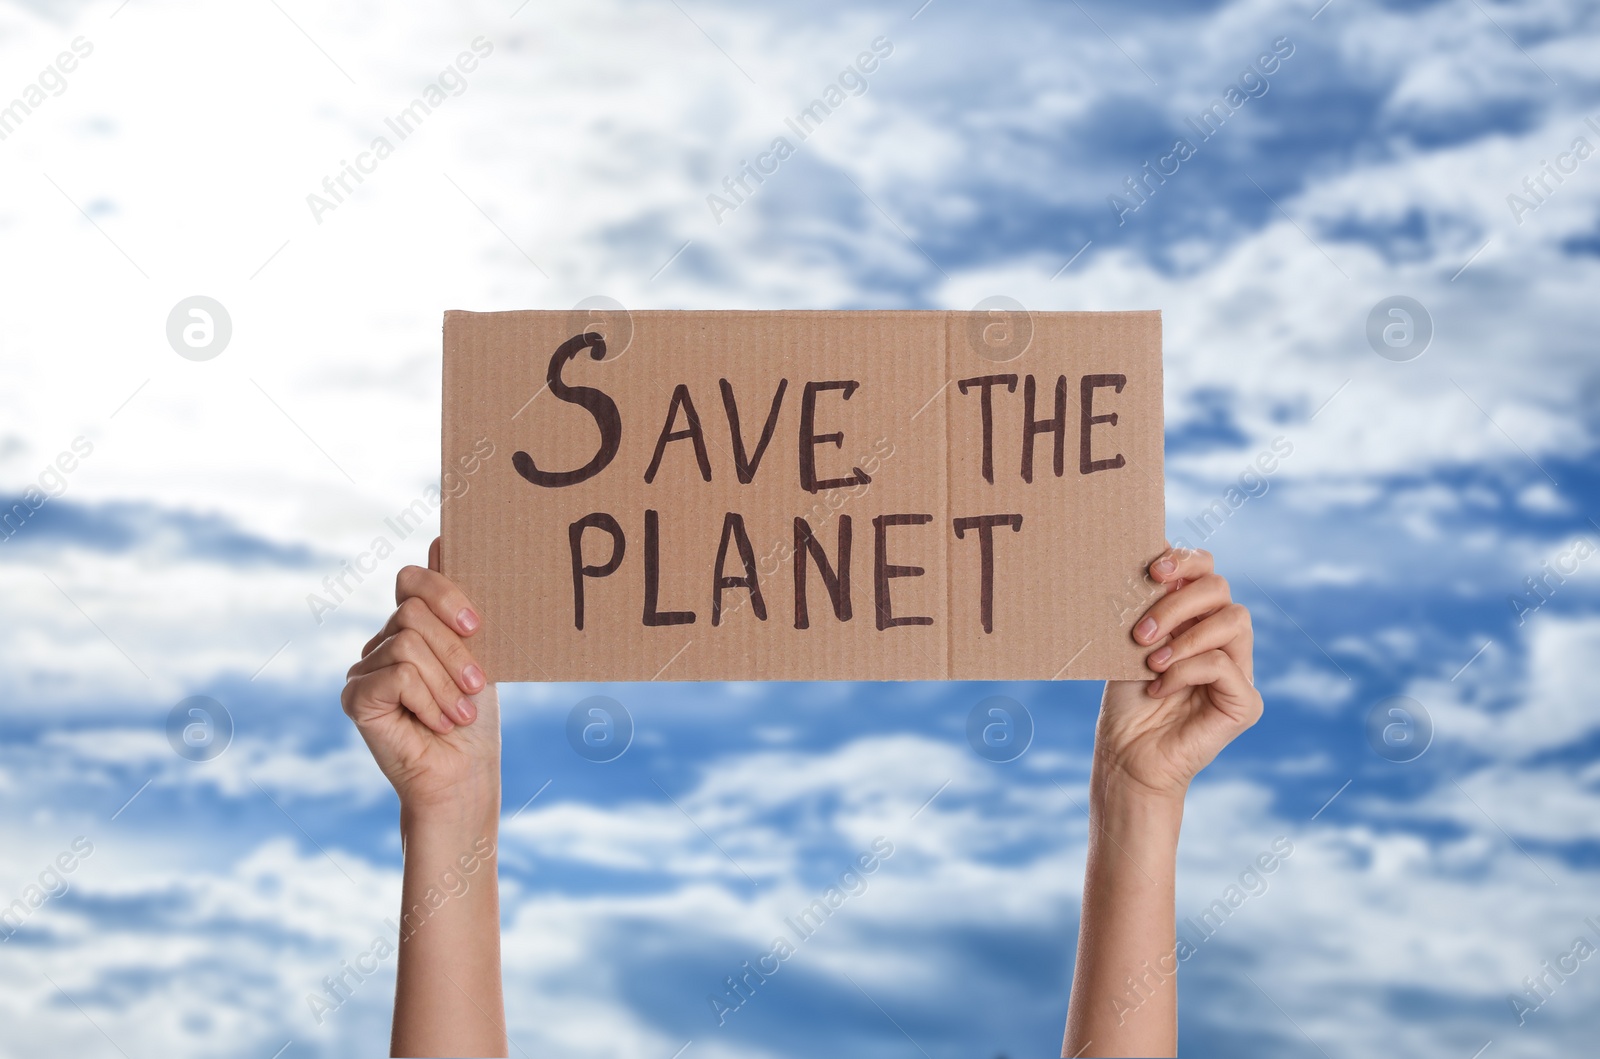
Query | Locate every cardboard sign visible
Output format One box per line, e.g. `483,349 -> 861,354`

441,309 -> 1164,682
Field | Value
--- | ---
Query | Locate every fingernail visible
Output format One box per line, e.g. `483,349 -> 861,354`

457,608 -> 480,634
1150,646 -> 1172,666
1153,557 -> 1176,577
1135,617 -> 1157,642
456,697 -> 477,724
1147,678 -> 1162,696
463,664 -> 485,691
439,714 -> 455,732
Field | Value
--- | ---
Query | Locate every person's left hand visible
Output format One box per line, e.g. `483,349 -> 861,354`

1093,546 -> 1263,802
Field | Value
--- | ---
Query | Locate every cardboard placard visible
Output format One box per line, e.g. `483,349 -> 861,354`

442,309 -> 1164,682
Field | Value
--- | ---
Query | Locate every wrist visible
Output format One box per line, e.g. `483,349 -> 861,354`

400,800 -> 500,883
1089,758 -> 1185,853
400,783 -> 501,839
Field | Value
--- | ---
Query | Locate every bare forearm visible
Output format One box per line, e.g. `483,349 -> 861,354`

391,797 -> 505,1058
1063,768 -> 1183,1058
1064,547 -> 1261,1055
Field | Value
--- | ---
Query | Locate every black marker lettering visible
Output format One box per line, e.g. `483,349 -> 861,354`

1079,374 -> 1127,474
799,380 -> 872,493
952,514 -> 1022,633
1021,374 -> 1067,483
956,375 -> 1017,484
793,515 -> 852,629
872,513 -> 934,630
568,512 -> 625,630
645,384 -> 712,483
643,509 -> 696,626
513,333 -> 621,488
721,378 -> 788,484
712,512 -> 766,625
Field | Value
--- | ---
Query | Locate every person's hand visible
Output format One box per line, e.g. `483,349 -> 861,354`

1094,546 -> 1263,803
350,541 -> 506,1058
342,538 -> 499,817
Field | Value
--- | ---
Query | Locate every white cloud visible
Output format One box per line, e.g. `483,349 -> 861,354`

1260,661 -> 1355,711
1518,482 -> 1571,514
1424,613 -> 1600,759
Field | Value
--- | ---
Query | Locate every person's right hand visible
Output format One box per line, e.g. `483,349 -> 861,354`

341,538 -> 500,816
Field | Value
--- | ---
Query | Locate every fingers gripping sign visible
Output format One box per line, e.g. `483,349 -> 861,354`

1096,545 -> 1264,799
341,537 -> 499,814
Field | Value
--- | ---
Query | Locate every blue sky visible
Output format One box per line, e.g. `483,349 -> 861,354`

1,0 -> 1598,1056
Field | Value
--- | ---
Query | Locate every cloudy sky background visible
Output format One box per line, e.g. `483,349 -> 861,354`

1,0 -> 1598,1055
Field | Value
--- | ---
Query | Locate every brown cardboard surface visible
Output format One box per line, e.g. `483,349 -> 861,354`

441,309 -> 1163,682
